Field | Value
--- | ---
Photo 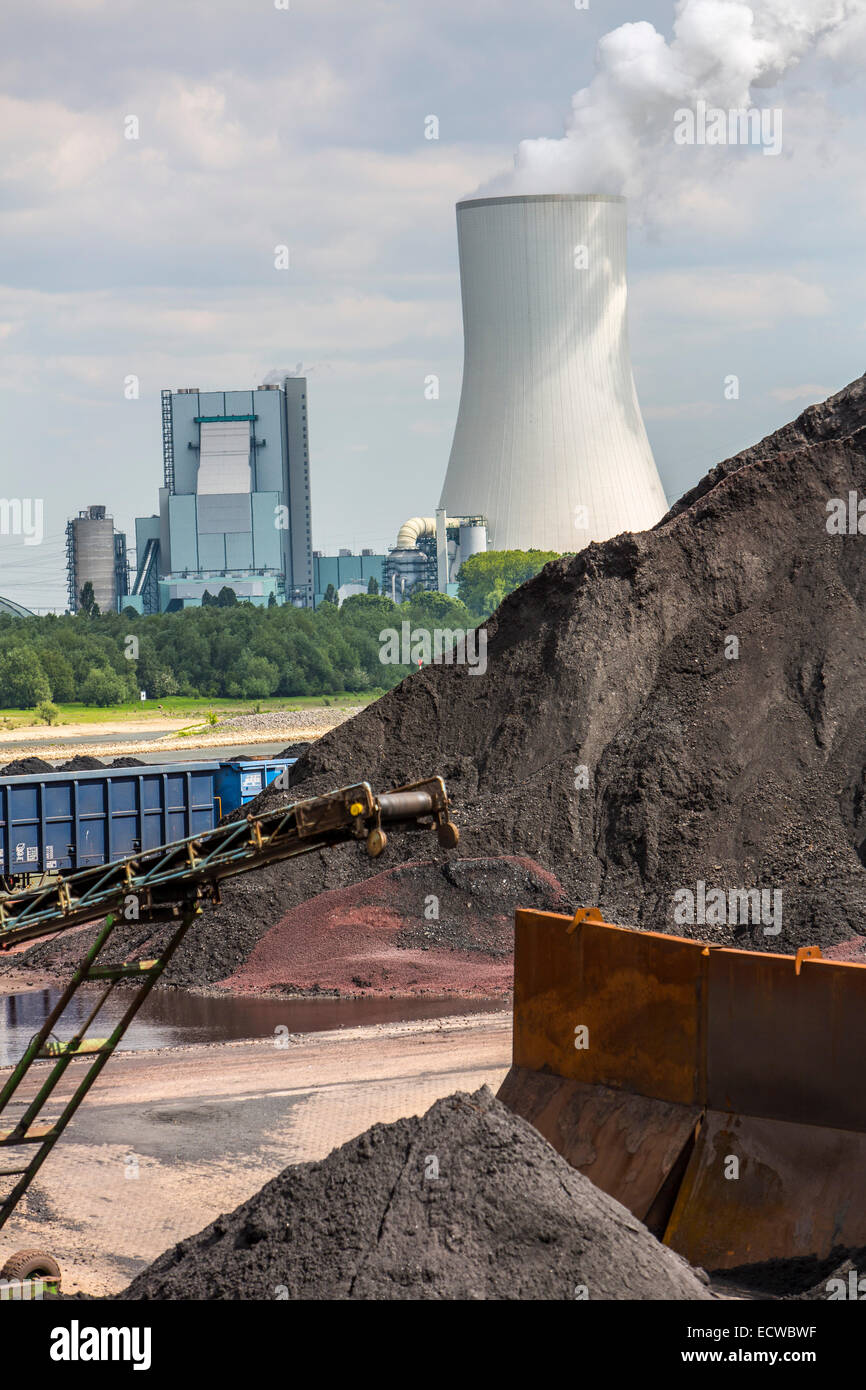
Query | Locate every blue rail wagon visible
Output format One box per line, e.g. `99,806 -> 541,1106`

0,759 -> 292,881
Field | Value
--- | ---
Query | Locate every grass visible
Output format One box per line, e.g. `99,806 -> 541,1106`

0,692 -> 381,731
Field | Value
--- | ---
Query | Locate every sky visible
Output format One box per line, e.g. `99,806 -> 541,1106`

1,0 -> 865,610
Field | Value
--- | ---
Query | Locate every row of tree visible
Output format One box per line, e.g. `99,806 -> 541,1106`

0,591 -> 470,708
0,550 -> 560,709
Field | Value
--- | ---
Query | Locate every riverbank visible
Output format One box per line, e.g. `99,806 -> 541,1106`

0,704 -> 363,762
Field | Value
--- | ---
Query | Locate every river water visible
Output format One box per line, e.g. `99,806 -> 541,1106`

0,987 -> 503,1066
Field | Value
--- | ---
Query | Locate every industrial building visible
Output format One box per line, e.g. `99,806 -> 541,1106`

128,381 -> 312,613
439,194 -> 667,553
384,514 -> 487,601
312,550 -> 386,607
65,506 -> 129,614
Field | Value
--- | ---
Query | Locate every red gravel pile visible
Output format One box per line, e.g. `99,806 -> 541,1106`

218,856 -> 566,997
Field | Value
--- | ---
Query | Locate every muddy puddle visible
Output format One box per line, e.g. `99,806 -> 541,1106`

0,987 -> 504,1065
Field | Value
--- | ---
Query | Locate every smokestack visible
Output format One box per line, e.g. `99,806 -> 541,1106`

439,194 -> 667,553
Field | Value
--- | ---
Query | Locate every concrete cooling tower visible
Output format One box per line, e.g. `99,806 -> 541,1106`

438,194 -> 667,553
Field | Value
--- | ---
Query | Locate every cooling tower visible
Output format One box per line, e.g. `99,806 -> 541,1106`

439,194 -> 667,553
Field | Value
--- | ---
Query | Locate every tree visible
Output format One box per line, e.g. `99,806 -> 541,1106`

457,549 -> 561,618
39,649 -> 75,702
36,700 -> 59,725
201,590 -> 217,607
323,583 -> 338,606
267,592 -> 277,608
367,575 -> 379,595
226,654 -> 280,699
0,647 -> 51,708
79,666 -> 129,706
216,586 -> 237,608
403,590 -> 472,627
339,593 -> 397,623
78,581 -> 100,617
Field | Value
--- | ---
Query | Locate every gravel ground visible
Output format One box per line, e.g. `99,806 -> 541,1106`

204,707 -> 364,736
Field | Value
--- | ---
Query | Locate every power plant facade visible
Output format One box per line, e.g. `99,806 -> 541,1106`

439,194 -> 667,554
130,381 -> 313,613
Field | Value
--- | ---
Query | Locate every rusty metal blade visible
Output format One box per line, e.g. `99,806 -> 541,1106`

664,1110 -> 866,1269
498,1066 -> 701,1223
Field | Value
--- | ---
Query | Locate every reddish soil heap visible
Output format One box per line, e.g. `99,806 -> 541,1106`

218,856 -> 566,997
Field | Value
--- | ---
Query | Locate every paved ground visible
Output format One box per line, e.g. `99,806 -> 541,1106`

0,1012 -> 511,1296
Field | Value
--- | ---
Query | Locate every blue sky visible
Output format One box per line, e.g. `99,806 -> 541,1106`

1,0 -> 865,609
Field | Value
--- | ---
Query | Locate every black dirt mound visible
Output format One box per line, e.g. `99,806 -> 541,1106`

240,374 -> 866,956
713,1246 -> 866,1298
278,741 -> 311,759
220,856 -> 567,997
0,757 -> 54,775
793,1249 -> 866,1300
56,755 -> 104,771
119,1086 -> 710,1301
109,756 -> 146,767
6,855 -> 562,995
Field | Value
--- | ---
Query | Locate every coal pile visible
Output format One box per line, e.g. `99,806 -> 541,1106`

56,755 -> 105,771
0,757 -> 54,775
10,856 -> 564,995
120,1086 -> 711,1301
233,373 -> 866,957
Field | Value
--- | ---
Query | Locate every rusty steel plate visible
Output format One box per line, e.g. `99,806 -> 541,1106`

706,949 -> 866,1133
498,1065 -> 701,1223
512,910 -> 706,1106
663,1109 -> 866,1270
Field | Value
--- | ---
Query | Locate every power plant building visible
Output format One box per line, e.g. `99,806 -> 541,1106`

439,194 -> 667,553
65,506 -> 128,614
130,381 -> 312,612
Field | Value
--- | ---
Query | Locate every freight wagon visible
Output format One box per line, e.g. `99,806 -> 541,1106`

0,759 -> 293,885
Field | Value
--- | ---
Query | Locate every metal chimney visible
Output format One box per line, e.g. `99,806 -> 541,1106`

439,194 -> 667,553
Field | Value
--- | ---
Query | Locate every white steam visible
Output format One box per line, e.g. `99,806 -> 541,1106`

482,0 -> 862,205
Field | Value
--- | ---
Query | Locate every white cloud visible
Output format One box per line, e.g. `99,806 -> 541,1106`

633,270 -> 832,329
770,382 -> 833,403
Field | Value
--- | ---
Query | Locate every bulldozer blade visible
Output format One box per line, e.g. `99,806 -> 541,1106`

496,1068 -> 701,1226
498,908 -> 866,1269
663,1110 -> 866,1270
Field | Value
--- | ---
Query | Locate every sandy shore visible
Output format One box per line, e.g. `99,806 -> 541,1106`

0,706 -> 361,762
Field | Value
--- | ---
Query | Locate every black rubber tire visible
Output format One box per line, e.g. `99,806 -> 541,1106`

0,1249 -> 61,1281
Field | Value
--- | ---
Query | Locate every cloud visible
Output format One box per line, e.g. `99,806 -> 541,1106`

770,382 -> 834,403
633,270 -> 832,330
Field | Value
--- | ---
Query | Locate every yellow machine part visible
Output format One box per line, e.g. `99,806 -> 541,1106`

497,909 -> 866,1270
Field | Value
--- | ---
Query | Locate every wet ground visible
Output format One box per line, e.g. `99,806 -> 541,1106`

0,985 -> 503,1065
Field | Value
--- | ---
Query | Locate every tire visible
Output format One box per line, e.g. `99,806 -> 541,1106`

0,1249 -> 61,1282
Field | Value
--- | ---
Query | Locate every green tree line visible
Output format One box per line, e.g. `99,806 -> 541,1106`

0,551 -> 560,709
0,591 -> 473,708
